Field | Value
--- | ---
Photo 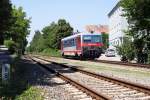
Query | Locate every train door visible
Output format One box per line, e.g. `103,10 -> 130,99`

61,41 -> 64,51
76,36 -> 81,55
61,41 -> 64,56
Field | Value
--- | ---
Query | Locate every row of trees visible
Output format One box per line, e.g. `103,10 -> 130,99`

27,19 -> 73,53
0,0 -> 12,44
27,19 -> 109,55
0,0 -> 30,54
117,0 -> 150,64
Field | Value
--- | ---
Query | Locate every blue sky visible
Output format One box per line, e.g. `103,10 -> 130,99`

11,0 -> 119,43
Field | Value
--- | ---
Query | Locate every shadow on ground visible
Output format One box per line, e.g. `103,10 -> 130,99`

0,57 -> 78,99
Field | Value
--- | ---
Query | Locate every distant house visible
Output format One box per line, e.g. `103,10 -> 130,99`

108,2 -> 128,49
85,25 -> 109,34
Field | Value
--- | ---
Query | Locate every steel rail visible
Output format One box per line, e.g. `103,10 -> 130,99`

93,60 -> 150,69
30,54 -> 150,68
29,56 -> 111,100
33,55 -> 150,96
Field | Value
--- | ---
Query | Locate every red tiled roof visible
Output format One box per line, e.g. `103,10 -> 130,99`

85,25 -> 109,33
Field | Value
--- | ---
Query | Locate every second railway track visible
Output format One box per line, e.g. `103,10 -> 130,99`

93,60 -> 150,69
28,56 -> 110,100
32,55 -> 150,68
31,55 -> 150,100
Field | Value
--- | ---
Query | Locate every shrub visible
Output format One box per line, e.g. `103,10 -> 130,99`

116,37 -> 135,62
4,40 -> 16,54
41,48 -> 61,57
15,87 -> 43,100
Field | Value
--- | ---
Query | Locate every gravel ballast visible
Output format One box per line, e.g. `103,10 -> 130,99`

21,57 -> 86,100
33,57 -> 150,100
43,56 -> 150,87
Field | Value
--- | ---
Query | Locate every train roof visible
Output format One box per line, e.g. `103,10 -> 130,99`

61,33 -> 101,41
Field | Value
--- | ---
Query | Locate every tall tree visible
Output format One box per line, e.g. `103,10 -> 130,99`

29,27 -> 50,53
29,19 -> 73,53
101,33 -> 109,50
55,19 -> 73,49
42,19 -> 73,49
120,0 -> 150,63
0,0 -> 12,44
29,30 -> 42,52
10,6 -> 31,54
42,22 -> 57,49
116,37 -> 135,62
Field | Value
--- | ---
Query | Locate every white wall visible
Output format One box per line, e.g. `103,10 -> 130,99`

108,6 -> 128,49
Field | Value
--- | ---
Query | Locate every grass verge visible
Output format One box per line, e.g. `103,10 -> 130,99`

15,87 -> 43,100
0,56 -> 43,100
29,48 -> 61,57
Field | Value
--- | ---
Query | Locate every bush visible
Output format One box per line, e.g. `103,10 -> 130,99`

15,87 -> 43,100
41,48 -> 61,57
116,37 -> 135,62
4,40 -> 16,54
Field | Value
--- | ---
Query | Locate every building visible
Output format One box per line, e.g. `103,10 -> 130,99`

85,25 -> 109,33
108,2 -> 128,49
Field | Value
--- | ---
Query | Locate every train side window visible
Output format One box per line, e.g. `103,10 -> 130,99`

73,39 -> 75,46
70,39 -> 74,47
63,38 -> 76,47
63,41 -> 65,47
64,41 -> 67,47
69,39 -> 71,47
67,40 -> 69,47
71,39 -> 74,46
70,39 -> 72,46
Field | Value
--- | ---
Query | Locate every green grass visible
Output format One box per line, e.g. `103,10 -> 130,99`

30,48 -> 61,57
72,61 -> 150,78
15,87 -> 43,100
87,65 -> 150,77
54,58 -> 150,78
0,56 -> 44,100
41,48 -> 61,57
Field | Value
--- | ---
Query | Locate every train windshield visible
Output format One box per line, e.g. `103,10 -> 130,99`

83,35 -> 101,43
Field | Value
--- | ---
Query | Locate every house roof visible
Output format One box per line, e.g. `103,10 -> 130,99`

108,2 -> 120,17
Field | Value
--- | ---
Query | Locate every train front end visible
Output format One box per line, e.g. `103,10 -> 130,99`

81,33 -> 103,59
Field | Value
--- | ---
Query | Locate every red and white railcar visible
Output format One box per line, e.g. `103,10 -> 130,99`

61,33 -> 103,59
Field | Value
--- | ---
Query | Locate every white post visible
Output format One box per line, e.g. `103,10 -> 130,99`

2,63 -> 10,84
0,62 -> 2,84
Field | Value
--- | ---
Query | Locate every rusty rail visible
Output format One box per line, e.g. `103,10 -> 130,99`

33,56 -> 150,95
93,60 -> 150,69
30,54 -> 150,68
29,56 -> 111,100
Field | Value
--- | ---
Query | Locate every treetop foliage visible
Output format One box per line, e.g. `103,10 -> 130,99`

11,6 -> 31,41
120,0 -> 150,36
28,19 -> 73,52
0,0 -> 31,54
119,0 -> 150,63
0,0 -> 12,44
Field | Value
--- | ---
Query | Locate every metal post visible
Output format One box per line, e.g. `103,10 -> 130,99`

0,62 -> 2,84
2,63 -> 10,85
148,50 -> 150,64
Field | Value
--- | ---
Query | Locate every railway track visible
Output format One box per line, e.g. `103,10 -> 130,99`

31,55 -> 150,69
93,60 -> 150,69
31,55 -> 150,100
28,56 -> 110,100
